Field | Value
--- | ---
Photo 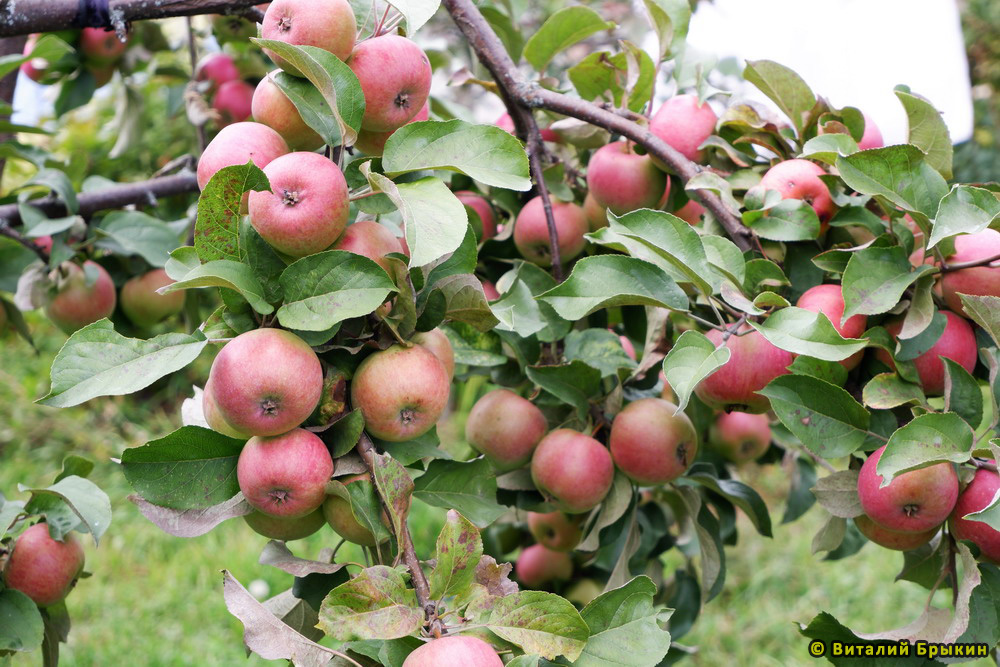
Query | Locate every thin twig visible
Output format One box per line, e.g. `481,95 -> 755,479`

0,226 -> 47,261
939,251 -> 1000,273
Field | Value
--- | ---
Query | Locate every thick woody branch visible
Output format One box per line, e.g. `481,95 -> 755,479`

0,0 -> 262,38
355,432 -> 435,622
443,0 -> 753,252
0,172 -> 198,228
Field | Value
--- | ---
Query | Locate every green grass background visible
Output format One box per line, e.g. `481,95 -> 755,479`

0,318 -> 990,666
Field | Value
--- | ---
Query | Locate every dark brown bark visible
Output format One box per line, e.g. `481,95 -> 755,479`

0,35 -> 26,182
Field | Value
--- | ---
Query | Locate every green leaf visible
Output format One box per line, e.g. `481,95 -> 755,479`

861,373 -> 925,410
523,6 -> 614,71
21,168 -> 78,214
163,258 -> 274,315
526,360 -> 603,421
677,486 -> 725,601
759,375 -> 870,459
745,199 -> 821,242
811,470 -> 863,519
926,185 -> 1000,249
750,307 -> 867,362
491,273 -> 547,338
21,476 -> 112,545
239,218 -> 286,305
271,71 -> 340,147
944,359 -> 983,428
568,49 -> 654,113
443,323 -> 506,367
564,329 -> 637,378
328,478 -> 392,545
413,459 -> 506,528
194,161 -> 270,263
538,255 -> 688,321
317,566 -> 422,641
435,274 -> 500,332
788,356 -> 848,386
97,211 -> 180,267
608,209 -> 716,293
841,246 -> 936,320
363,167 -> 467,268
369,452 -> 413,540
121,426 -> 244,510
275,250 -> 396,331
0,589 -> 44,652
835,145 -> 949,218
876,412 -> 973,484
799,133 -> 859,163
896,87 -> 952,179
39,320 -> 208,408
960,294 -> 1000,347
743,60 -> 815,135
575,576 -> 671,667
251,40 -> 364,145
384,0 -> 439,34
895,310 -> 945,361
685,463 -> 772,537
487,591 -> 590,661
383,120 -> 530,191
661,329 -> 731,412
428,510 -> 483,600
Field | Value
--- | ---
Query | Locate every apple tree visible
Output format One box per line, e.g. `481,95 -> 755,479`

1,0 -> 1000,664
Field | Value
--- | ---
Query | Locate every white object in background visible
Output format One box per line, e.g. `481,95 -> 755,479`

686,0 -> 973,145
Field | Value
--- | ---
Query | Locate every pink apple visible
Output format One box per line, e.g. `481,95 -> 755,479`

44,260 -> 117,334
950,467 -> 1000,563
196,53 -> 240,92
586,141 -> 669,215
709,411 -> 771,463
854,514 -> 937,551
207,328 -> 323,436
857,113 -> 884,150
481,280 -> 500,301
348,35 -> 431,132
412,328 -> 455,381
251,73 -> 324,151
244,508 -> 325,540
455,190 -> 497,240
796,283 -> 867,370
203,377 -> 250,439
857,444 -> 959,533
877,311 -> 977,395
237,428 -> 334,517
528,512 -> 582,552
610,398 -> 697,485
674,199 -> 705,226
695,326 -> 794,413
403,636 -> 503,667
79,27 -> 128,66
353,102 -> 429,156
3,523 -> 85,607
248,151 -> 349,257
758,159 -> 835,223
350,344 -> 451,442
120,268 -> 185,327
940,229 -> 1000,316
466,389 -> 548,471
531,429 -> 614,513
197,121 -> 289,190
583,191 -> 608,231
649,94 -> 717,163
261,0 -> 357,71
515,543 -> 572,588
332,220 -> 405,273
212,79 -> 255,127
513,196 -> 588,267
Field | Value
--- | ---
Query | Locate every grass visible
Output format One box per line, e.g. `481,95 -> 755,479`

0,317 -> 990,666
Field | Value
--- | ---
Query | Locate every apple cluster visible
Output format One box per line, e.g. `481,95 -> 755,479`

21,27 -> 130,89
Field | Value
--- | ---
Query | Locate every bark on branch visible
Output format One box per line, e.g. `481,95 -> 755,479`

0,0 -> 262,37
442,0 -> 753,252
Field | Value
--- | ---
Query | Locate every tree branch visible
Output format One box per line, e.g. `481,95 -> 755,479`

0,35 -> 26,183
355,432 -> 435,623
442,0 -> 753,252
0,172 -> 199,228
0,0 -> 263,37
939,251 -> 1000,273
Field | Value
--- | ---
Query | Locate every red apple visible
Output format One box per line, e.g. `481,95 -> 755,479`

207,328 -> 323,436
481,280 -> 500,301
251,73 -> 324,151
248,151 -> 349,257
531,429 -> 614,513
350,344 -> 451,442
196,53 -> 240,92
758,159 -> 835,223
513,196 -> 588,267
238,428 -> 334,517
3,523 -> 85,607
203,377 -> 250,439
940,229 -> 1000,316
79,27 -> 128,66
120,268 -> 185,328
244,508 -> 325,541
353,102 -> 429,156
586,141 -> 669,215
950,467 -> 1000,563
411,328 -> 455,381
20,34 -> 57,84
710,411 -> 771,463
331,220 -> 405,273
610,398 -> 697,485
877,310 -> 977,395
674,199 -> 705,226
854,514 -> 937,551
695,326 -> 793,413
527,512 -> 582,552
796,283 -> 867,370
466,389 -> 548,471
197,121 -> 289,190
857,445 -> 959,533
649,94 -> 717,163
514,543 -> 572,588
348,35 -> 431,132
44,260 -> 116,334
212,79 -> 255,127
455,190 -> 497,240
402,636 -> 503,667
857,113 -> 884,151
261,0 -> 357,70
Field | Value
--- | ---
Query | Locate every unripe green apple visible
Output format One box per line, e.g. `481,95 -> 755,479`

610,398 -> 697,485
531,429 -> 614,513
857,445 -> 958,534
244,508 -> 325,541
466,389 -> 547,471
44,260 -> 117,334
351,344 -> 451,442
120,268 -> 185,327
237,428 -> 334,517
515,543 -> 572,588
322,474 -> 389,546
3,523 -> 85,607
